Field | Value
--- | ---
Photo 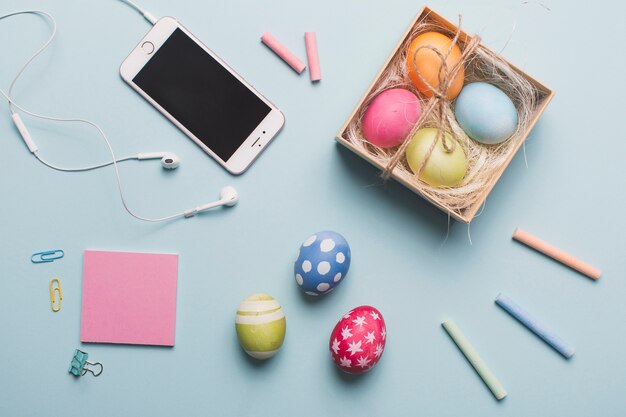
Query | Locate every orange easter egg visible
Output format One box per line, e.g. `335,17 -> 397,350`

406,32 -> 465,100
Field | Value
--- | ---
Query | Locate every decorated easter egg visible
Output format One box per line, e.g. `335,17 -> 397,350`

454,82 -> 519,145
406,32 -> 465,100
329,306 -> 386,374
235,294 -> 286,360
294,231 -> 351,296
362,88 -> 422,148
405,128 -> 467,187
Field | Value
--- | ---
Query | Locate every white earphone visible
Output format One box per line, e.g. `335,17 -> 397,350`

137,152 -> 181,169
1,10 -> 238,222
183,186 -> 239,217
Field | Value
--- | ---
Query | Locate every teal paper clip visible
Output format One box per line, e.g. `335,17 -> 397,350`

68,349 -> 103,377
31,250 -> 64,264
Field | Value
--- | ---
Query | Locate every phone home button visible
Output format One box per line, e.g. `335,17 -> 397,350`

141,41 -> 155,54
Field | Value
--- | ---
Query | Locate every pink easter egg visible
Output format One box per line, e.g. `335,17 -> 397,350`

329,305 -> 386,374
362,88 -> 422,148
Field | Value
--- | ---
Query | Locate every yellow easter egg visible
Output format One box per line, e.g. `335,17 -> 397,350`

235,293 -> 286,360
405,128 -> 467,187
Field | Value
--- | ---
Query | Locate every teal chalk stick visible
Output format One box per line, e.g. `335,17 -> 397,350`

442,319 -> 507,400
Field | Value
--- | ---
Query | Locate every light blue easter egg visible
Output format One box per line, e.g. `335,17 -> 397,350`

294,231 -> 351,296
454,82 -> 519,145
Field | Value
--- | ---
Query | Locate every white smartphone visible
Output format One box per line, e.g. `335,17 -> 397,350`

120,17 -> 285,174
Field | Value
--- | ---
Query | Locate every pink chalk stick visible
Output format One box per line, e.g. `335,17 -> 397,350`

261,32 -> 306,74
305,32 -> 321,81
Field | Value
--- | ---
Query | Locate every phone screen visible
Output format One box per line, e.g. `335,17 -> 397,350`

133,28 -> 271,161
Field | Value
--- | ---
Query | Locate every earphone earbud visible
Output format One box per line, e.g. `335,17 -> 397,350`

183,186 -> 239,217
219,186 -> 239,206
160,153 -> 180,169
137,152 -> 180,169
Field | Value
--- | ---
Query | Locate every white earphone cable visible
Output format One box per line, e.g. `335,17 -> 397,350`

2,11 -> 143,171
117,0 -> 157,25
1,10 -> 190,222
3,10 -> 56,116
3,89 -> 187,222
35,153 -> 137,172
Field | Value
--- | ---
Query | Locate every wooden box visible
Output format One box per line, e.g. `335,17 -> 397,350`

336,6 -> 554,223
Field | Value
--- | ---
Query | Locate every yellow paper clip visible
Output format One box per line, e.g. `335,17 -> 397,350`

50,278 -> 62,312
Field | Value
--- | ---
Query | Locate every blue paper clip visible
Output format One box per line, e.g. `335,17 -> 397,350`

68,349 -> 103,377
31,250 -> 64,264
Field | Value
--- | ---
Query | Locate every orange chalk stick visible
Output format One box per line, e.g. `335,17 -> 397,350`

512,228 -> 601,280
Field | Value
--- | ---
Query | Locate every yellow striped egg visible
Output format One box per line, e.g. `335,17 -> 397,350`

235,294 -> 286,360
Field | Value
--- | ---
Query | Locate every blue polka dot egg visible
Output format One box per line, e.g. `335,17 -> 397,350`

294,231 -> 351,296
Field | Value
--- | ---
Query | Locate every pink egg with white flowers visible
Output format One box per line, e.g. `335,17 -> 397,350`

362,88 -> 422,148
329,305 -> 386,374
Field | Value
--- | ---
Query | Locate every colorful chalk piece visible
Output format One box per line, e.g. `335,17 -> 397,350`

495,293 -> 575,359
442,319 -> 507,400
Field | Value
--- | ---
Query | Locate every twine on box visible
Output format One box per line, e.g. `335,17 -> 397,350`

383,16 -> 480,180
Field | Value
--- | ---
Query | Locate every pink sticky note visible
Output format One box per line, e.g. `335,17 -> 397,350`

80,250 -> 178,346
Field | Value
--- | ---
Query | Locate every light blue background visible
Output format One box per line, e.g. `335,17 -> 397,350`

1,0 -> 624,416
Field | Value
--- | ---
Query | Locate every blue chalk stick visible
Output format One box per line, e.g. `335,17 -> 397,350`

495,293 -> 575,359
